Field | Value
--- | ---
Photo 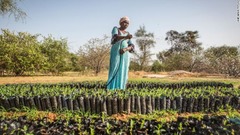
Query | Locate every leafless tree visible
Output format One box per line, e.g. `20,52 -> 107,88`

77,36 -> 110,75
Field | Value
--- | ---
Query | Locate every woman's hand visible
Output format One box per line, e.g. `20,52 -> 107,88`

119,46 -> 133,54
125,34 -> 132,39
119,48 -> 127,54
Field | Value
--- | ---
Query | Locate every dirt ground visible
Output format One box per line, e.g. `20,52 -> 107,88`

0,71 -> 239,88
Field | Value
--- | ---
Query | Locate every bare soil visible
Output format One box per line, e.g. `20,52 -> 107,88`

0,71 -> 239,88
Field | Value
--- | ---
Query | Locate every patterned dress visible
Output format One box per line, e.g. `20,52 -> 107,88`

106,27 -> 133,90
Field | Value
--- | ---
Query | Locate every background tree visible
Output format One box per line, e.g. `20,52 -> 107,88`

77,36 -> 110,76
68,53 -> 81,71
165,30 -> 201,53
129,60 -> 141,71
157,30 -> 202,72
0,0 -> 26,21
40,35 -> 70,74
203,45 -> 240,77
0,29 -> 45,75
151,60 -> 163,73
132,25 -> 156,71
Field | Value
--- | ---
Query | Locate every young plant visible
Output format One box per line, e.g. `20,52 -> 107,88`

130,119 -> 135,135
90,125 -> 95,135
106,122 -> 112,135
154,123 -> 164,135
178,122 -> 183,132
140,119 -> 145,129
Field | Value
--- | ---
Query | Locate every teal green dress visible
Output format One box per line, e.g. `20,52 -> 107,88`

107,27 -> 133,90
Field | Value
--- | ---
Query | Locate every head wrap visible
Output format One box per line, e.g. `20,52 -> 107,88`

119,16 -> 130,24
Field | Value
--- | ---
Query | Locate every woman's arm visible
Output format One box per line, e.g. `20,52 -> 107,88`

119,35 -> 134,54
112,34 -> 132,44
111,27 -> 132,44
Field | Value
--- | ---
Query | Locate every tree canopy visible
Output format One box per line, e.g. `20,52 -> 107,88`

133,26 -> 156,71
0,29 -> 73,75
157,30 -> 202,72
0,0 -> 26,21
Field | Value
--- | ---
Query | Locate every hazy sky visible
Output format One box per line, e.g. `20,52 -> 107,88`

1,0 -> 240,56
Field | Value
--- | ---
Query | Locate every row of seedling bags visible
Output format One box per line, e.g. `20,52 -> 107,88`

0,95 -> 239,115
0,83 -> 238,98
2,81 -> 234,90
1,114 -> 240,134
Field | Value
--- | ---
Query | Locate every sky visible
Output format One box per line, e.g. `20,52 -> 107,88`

1,0 -> 240,58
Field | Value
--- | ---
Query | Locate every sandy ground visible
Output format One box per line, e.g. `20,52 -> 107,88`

0,71 -> 239,88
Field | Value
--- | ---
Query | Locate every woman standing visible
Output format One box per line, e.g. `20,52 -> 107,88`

107,16 -> 134,90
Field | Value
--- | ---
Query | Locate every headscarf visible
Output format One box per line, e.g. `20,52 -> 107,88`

119,16 -> 130,24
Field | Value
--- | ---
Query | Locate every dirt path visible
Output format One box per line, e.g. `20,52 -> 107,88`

0,76 -> 108,84
0,71 -> 239,88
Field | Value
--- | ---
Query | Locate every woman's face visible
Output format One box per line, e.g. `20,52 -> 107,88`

120,21 -> 129,30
